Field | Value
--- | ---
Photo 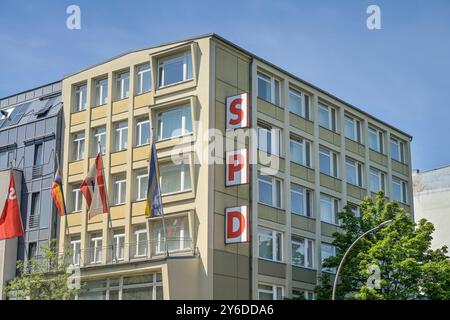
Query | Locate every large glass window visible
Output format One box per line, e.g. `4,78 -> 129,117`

74,84 -> 87,112
258,173 -> 282,208
114,121 -> 128,152
133,226 -> 148,258
33,143 -> 43,166
319,146 -> 338,177
320,194 -> 339,225
136,119 -> 150,146
258,228 -> 283,262
344,115 -> 361,143
0,150 -> 15,169
369,168 -> 386,193
390,137 -> 405,163
290,137 -> 311,167
158,51 -> 193,87
71,185 -> 82,212
292,237 -> 314,268
134,170 -> 149,201
115,71 -> 130,100
89,234 -> 103,265
70,236 -> 81,266
318,103 -> 337,132
136,63 -> 151,94
93,127 -> 106,155
95,78 -> 108,106
157,105 -> 192,140
321,243 -> 336,273
112,229 -> 125,261
159,162 -> 191,195
112,174 -> 126,205
288,88 -> 310,119
258,284 -> 284,300
290,183 -> 312,217
73,132 -> 85,161
392,177 -> 408,203
368,127 -> 384,153
257,72 -> 280,105
346,158 -> 363,187
258,125 -> 281,156
152,216 -> 190,254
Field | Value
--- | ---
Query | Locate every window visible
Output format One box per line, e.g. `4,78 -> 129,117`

318,103 -> 337,132
70,236 -> 81,266
95,78 -> 108,106
112,230 -> 125,261
292,289 -> 315,300
28,242 -> 37,260
136,119 -> 150,146
71,186 -> 82,212
114,121 -> 128,152
159,162 -> 191,195
344,115 -> 361,143
136,64 -> 151,94
390,138 -> 406,163
392,177 -> 408,203
89,234 -> 103,264
74,84 -> 87,111
290,137 -> 311,167
158,51 -> 193,87
257,72 -> 280,105
78,273 -> 163,300
320,194 -> 339,225
290,183 -> 312,217
346,158 -> 363,187
289,88 -> 310,119
348,203 -> 361,218
113,174 -> 126,205
258,124 -> 281,156
133,226 -> 148,258
73,132 -> 85,161
258,228 -> 283,262
258,173 -> 282,208
368,127 -> 384,153
157,105 -> 192,140
319,146 -> 339,177
369,168 -> 386,193
321,243 -> 336,273
258,284 -> 284,300
33,143 -> 43,166
152,216 -> 190,253
30,192 -> 41,228
135,170 -> 149,201
92,127 -> 106,155
0,150 -> 15,169
115,71 -> 130,100
292,237 -> 314,268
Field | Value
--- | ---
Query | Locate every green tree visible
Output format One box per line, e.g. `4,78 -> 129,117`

315,191 -> 450,300
4,240 -> 80,300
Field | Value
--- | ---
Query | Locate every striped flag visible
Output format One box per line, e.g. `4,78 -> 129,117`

51,159 -> 67,216
81,153 -> 109,219
145,140 -> 163,218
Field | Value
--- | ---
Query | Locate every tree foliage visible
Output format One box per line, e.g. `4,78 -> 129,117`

3,240 -> 79,300
315,191 -> 450,300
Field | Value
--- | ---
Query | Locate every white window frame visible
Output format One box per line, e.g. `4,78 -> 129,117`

90,235 -> 103,264
114,121 -> 128,152
345,158 -> 363,187
136,64 -> 151,94
292,289 -> 315,300
320,194 -> 339,225
159,163 -> 192,196
93,127 -> 106,155
73,132 -> 85,161
258,284 -> 284,300
113,175 -> 127,205
257,71 -> 280,105
344,115 -> 361,143
369,168 -> 386,193
258,173 -> 283,209
158,51 -> 193,88
318,103 -> 337,132
390,137 -> 405,163
70,237 -> 81,266
319,146 -> 339,178
71,187 -> 82,212
288,88 -> 310,119
258,125 -> 281,156
134,227 -> 148,258
95,78 -> 108,106
136,119 -> 150,146
289,137 -> 311,167
290,183 -> 312,217
113,231 -> 125,261
115,71 -> 130,100
156,105 -> 192,141
74,84 -> 87,112
368,127 -> 384,153
135,171 -> 149,201
258,227 -> 283,262
321,243 -> 337,273
392,177 -> 408,203
292,237 -> 314,268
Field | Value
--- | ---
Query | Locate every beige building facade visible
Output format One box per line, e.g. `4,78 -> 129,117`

58,34 -> 413,300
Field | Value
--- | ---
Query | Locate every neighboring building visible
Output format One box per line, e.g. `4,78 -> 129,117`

0,82 -> 64,299
413,167 -> 450,250
58,34 -> 413,300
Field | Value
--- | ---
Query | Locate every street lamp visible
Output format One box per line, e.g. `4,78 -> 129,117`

331,219 -> 393,300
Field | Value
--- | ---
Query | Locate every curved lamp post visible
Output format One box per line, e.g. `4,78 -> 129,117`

331,219 -> 393,300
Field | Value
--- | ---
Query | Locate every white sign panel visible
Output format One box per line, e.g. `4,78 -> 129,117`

225,149 -> 248,186
226,93 -> 249,129
225,206 -> 249,244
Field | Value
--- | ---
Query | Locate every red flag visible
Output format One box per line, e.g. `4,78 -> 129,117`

80,154 -> 109,219
0,172 -> 24,240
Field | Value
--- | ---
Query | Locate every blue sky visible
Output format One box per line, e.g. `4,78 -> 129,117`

0,0 -> 449,171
